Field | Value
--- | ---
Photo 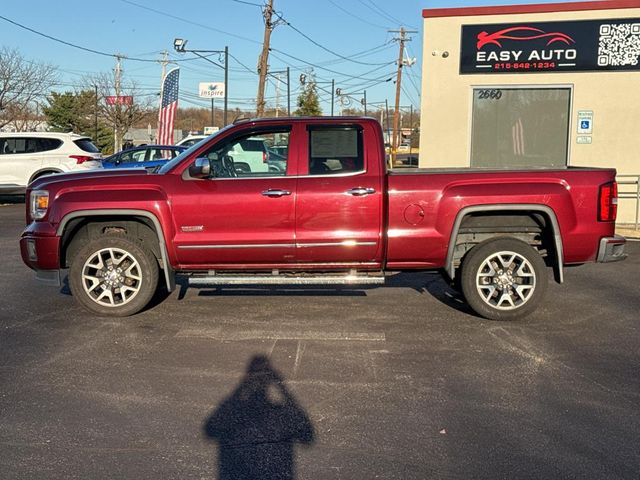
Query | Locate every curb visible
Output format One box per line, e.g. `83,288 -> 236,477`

617,227 -> 640,240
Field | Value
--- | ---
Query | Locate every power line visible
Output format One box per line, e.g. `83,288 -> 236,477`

270,49 -> 395,82
326,0 -> 389,29
229,0 -> 262,6
0,14 -> 156,62
119,0 -> 262,45
273,11 -> 393,67
357,0 -> 418,30
0,14 -> 228,65
228,53 -> 258,76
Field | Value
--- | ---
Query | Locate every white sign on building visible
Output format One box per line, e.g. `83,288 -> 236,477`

199,82 -> 225,98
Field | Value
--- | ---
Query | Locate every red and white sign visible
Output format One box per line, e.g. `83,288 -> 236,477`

105,96 -> 133,105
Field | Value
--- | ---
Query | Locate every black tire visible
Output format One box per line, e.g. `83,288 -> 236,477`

69,234 -> 159,317
460,237 -> 547,321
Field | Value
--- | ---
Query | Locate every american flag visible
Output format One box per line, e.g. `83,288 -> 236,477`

158,67 -> 180,145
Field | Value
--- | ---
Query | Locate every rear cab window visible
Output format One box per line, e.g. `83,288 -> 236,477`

307,126 -> 364,175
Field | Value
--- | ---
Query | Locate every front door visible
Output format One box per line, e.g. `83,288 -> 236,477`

294,124 -> 383,266
172,127 -> 297,267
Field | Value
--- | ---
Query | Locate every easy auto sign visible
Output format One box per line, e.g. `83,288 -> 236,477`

460,19 -> 640,74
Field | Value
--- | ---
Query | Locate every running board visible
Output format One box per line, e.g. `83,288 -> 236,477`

186,272 -> 386,286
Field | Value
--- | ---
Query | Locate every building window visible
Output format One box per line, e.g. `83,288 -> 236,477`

470,87 -> 571,169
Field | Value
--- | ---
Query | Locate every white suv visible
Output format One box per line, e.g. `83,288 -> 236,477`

0,132 -> 103,193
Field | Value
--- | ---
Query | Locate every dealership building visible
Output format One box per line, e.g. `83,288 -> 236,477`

419,0 -> 640,223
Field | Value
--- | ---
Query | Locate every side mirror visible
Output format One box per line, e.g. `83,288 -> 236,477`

189,157 -> 211,179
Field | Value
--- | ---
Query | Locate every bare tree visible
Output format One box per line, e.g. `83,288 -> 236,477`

85,66 -> 154,152
0,47 -> 57,130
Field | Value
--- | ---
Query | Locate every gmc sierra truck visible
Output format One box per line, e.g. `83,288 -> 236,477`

20,117 -> 626,320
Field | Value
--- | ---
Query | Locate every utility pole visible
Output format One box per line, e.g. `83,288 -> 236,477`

224,46 -> 229,125
114,55 -> 123,152
159,51 -> 169,140
94,84 -> 98,143
389,27 -> 417,166
256,0 -> 275,117
275,72 -> 281,117
159,50 -> 169,83
286,67 -> 290,115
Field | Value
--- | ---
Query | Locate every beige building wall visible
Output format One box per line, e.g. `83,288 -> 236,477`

419,5 -> 640,223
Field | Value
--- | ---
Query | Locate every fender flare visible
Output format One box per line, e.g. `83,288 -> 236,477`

446,204 -> 564,283
56,209 -> 175,292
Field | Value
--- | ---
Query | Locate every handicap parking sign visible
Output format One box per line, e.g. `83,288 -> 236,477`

577,111 -> 593,134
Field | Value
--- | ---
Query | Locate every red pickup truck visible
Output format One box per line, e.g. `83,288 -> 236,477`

20,117 -> 626,320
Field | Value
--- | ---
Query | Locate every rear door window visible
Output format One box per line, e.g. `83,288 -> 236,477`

308,127 -> 364,175
36,138 -> 63,152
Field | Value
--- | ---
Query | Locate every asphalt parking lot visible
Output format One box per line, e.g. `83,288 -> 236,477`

1,201 -> 639,479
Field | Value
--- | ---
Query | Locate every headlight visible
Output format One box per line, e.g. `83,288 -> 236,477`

30,190 -> 49,220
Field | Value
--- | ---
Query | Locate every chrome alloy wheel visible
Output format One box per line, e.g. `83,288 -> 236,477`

81,247 -> 142,307
475,250 -> 536,311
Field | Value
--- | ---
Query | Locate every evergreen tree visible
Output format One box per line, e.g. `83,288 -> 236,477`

43,90 -> 114,153
295,81 -> 322,116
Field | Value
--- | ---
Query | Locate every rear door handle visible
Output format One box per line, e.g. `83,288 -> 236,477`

261,189 -> 291,197
346,187 -> 376,196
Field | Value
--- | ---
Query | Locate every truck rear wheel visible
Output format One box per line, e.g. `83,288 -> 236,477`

460,237 -> 547,321
69,235 -> 159,317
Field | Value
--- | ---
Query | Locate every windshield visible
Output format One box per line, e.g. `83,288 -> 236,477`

157,126 -> 232,174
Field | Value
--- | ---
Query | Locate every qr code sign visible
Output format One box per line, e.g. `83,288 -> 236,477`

598,23 -> 640,66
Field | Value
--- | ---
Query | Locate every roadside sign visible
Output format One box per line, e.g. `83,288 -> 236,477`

204,126 -> 220,135
105,96 -> 133,105
199,82 -> 225,98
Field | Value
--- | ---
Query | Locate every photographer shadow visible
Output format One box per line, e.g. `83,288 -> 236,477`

203,355 -> 314,480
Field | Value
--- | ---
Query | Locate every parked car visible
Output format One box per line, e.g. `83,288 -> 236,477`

176,135 -> 207,148
397,142 -> 411,153
0,132 -> 102,194
101,145 -> 186,172
22,117 -> 626,319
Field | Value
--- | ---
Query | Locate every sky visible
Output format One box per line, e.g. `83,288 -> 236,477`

1,0 -> 574,117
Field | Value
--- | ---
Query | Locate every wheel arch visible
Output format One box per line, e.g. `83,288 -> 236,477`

446,204 -> 564,284
57,209 -> 174,292
28,169 -> 63,185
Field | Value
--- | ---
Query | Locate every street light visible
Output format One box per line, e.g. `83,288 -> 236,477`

173,38 -> 229,126
173,38 -> 187,52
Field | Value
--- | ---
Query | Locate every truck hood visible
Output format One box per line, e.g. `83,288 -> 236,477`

29,168 -> 149,191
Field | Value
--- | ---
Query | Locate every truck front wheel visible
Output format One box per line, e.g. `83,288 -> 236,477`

460,237 -> 547,321
69,235 -> 159,317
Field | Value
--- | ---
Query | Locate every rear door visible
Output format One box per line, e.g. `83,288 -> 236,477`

294,123 -> 384,265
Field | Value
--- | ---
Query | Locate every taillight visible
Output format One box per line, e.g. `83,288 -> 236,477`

70,155 -> 93,164
598,181 -> 618,222
262,151 -> 269,163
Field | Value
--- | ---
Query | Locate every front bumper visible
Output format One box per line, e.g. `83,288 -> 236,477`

597,235 -> 627,263
20,222 -> 62,286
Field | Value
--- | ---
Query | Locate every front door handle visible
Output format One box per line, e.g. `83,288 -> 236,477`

346,187 -> 376,196
261,189 -> 291,197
